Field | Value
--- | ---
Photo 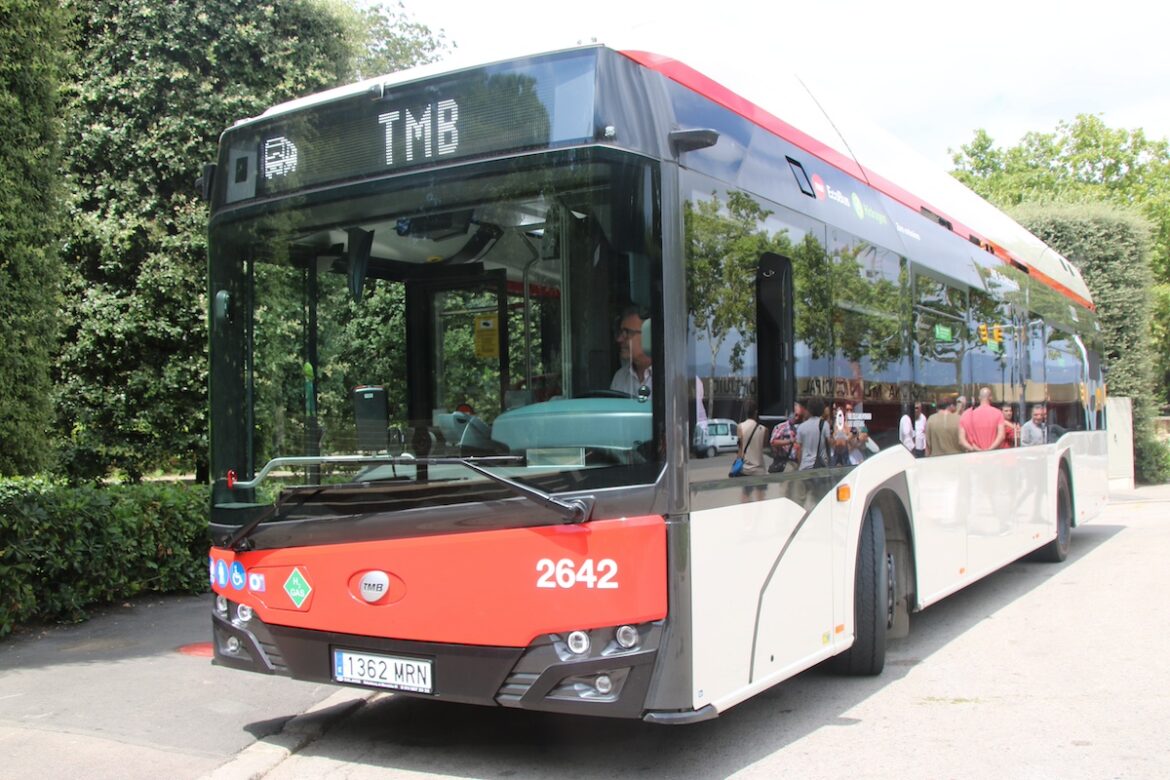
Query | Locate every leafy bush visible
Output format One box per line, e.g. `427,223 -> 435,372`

1014,203 -> 1170,483
0,477 -> 209,636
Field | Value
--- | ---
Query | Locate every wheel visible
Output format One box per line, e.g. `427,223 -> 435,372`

1034,468 -> 1072,563
706,446 -> 716,459
831,503 -> 887,676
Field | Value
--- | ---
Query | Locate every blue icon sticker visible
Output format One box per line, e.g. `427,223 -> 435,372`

208,557 -> 215,585
248,572 -> 266,592
216,559 -> 229,588
230,561 -> 246,590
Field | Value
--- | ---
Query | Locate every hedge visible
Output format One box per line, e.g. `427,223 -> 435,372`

1014,203 -> 1170,483
0,477 -> 209,636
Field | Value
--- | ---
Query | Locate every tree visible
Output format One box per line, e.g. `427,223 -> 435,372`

55,0 -> 447,482
0,0 -> 68,475
951,115 -> 1170,408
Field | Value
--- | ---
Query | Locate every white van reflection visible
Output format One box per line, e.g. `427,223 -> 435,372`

693,418 -> 739,458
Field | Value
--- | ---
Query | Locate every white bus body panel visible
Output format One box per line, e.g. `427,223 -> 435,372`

687,432 -> 1108,713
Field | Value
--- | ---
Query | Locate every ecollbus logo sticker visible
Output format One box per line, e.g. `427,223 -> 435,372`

284,568 -> 313,608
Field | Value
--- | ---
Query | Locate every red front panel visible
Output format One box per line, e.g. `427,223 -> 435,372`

210,515 -> 667,648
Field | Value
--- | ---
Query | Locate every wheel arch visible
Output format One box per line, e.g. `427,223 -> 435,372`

861,474 -> 916,636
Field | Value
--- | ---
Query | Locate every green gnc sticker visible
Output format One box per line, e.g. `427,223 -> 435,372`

284,567 -> 312,608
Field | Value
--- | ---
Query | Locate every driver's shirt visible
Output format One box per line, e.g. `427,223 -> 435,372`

609,363 -> 652,397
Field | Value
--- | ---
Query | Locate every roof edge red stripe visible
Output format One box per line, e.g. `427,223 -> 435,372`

620,50 -> 866,182
620,48 -> 1094,313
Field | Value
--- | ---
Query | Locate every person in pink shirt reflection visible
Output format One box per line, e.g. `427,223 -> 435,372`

959,387 -> 1006,451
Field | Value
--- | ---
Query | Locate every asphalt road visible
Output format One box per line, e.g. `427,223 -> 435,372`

2,486 -> 1168,780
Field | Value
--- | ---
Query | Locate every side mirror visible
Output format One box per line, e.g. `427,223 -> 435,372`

346,228 -> 374,302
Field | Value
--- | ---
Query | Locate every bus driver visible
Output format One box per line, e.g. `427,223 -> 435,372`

610,307 -> 652,396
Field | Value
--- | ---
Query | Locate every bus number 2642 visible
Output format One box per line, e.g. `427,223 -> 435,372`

535,558 -> 618,589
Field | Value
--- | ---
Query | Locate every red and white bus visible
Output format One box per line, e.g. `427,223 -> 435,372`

206,45 -> 1108,722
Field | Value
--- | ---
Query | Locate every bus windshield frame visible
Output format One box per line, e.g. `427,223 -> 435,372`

208,146 -> 665,526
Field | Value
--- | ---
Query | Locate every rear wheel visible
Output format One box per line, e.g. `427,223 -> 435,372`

831,503 -> 887,675
1035,468 -> 1072,563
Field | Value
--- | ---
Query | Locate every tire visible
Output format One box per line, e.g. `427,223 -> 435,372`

706,446 -> 716,459
831,503 -> 887,675
1035,468 -> 1072,563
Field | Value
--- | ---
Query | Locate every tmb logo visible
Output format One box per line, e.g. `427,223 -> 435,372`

359,570 -> 391,603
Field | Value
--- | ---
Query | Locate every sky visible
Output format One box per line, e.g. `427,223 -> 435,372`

403,0 -> 1170,170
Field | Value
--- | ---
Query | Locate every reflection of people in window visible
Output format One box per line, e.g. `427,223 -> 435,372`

899,402 -> 926,457
925,396 -> 962,456
958,387 -> 1005,451
1000,404 -> 1019,448
737,399 -> 767,477
1020,404 -> 1047,446
610,307 -> 652,396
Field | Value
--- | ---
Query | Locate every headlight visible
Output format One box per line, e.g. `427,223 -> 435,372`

567,630 -> 590,655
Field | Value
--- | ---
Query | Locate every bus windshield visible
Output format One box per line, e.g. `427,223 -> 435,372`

209,148 -> 663,520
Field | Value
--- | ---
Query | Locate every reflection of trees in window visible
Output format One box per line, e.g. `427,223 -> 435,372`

913,272 -> 966,400
685,191 -> 793,413
831,241 -> 906,374
793,231 -> 833,369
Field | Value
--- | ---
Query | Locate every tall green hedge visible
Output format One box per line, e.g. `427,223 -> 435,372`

0,478 -> 210,636
1014,203 -> 1169,483
0,0 -> 68,475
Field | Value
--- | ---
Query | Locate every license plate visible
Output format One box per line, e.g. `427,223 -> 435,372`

332,648 -> 433,694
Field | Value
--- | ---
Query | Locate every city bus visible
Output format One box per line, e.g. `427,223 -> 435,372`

205,44 -> 1109,723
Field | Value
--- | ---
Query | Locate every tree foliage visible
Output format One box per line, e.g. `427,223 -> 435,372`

55,0 -> 446,482
0,0 -> 68,475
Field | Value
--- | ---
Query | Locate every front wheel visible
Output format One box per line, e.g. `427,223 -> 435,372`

706,446 -> 716,459
831,503 -> 887,675
1034,468 -> 1072,563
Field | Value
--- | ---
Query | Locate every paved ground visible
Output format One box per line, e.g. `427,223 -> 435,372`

0,594 -> 350,779
2,484 -> 1167,779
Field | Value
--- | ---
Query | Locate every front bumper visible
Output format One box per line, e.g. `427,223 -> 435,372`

212,608 -> 663,719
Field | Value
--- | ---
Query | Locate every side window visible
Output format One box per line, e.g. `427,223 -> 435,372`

913,269 -> 966,412
1026,317 -> 1047,411
828,230 -> 908,450
967,288 -> 1021,430
1047,328 -> 1084,433
682,172 -> 823,482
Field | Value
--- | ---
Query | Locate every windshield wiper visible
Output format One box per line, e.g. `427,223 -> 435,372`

219,485 -> 329,552
221,454 -> 593,550
449,457 -> 593,524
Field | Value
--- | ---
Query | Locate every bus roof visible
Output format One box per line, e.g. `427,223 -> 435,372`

238,43 -> 1092,309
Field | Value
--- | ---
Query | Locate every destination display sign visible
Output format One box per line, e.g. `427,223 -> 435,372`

218,51 -> 598,206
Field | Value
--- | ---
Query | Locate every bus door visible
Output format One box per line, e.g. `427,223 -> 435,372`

405,270 -> 510,454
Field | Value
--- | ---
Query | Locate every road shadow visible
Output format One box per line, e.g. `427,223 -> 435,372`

264,522 -> 1124,778
0,593 -> 214,671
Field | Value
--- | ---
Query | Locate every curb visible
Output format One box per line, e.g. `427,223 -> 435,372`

200,689 -> 376,780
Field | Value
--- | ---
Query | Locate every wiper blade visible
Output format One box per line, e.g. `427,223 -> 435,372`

231,454 -> 524,490
448,457 -> 593,524
221,454 -> 592,545
219,485 -> 328,552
